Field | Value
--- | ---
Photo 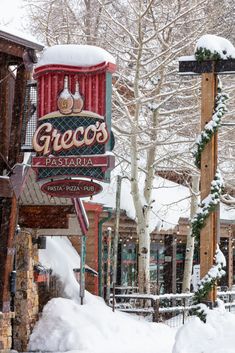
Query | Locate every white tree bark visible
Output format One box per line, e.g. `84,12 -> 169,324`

182,174 -> 200,293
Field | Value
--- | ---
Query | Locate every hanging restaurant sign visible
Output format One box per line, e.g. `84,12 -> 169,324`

41,179 -> 103,198
32,111 -> 115,181
31,44 -> 116,193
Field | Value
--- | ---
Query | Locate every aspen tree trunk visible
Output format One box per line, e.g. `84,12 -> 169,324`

182,174 -> 200,292
137,210 -> 151,294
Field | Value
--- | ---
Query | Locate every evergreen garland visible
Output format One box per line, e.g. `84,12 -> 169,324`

193,245 -> 226,304
190,75 -> 228,319
194,87 -> 228,169
191,170 -> 223,242
195,47 -> 232,63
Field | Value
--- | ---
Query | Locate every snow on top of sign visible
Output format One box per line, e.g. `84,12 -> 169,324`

196,34 -> 235,59
36,44 -> 116,68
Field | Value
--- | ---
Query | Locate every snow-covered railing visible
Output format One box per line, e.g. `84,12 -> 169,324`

111,291 -> 235,326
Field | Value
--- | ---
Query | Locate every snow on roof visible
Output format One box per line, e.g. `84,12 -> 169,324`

36,44 -> 116,68
220,202 -> 235,221
90,169 -> 234,231
195,34 -> 235,59
90,172 -> 191,232
0,25 -> 44,49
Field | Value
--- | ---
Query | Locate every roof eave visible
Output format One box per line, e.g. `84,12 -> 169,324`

0,29 -> 44,51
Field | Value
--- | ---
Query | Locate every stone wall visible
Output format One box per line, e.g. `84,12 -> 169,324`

38,275 -> 64,312
0,311 -> 14,352
13,231 -> 39,352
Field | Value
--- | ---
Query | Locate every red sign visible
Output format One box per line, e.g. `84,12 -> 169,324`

32,119 -> 109,156
32,46 -> 116,190
41,179 -> 102,198
32,155 -> 115,170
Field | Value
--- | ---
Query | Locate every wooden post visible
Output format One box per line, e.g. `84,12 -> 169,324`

228,237 -> 233,289
112,176 -> 122,286
172,237 -> 177,294
106,227 -> 112,303
80,235 -> 86,305
200,72 -> 218,302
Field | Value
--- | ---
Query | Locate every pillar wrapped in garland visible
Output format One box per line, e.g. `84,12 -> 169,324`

179,34 -> 235,311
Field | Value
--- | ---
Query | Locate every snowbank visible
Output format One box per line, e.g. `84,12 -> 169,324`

36,44 -> 116,68
173,302 -> 235,353
29,297 -> 175,353
33,237 -> 176,353
33,236 -> 235,353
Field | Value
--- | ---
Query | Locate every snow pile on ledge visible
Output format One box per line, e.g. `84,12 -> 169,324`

36,44 -> 116,68
196,34 -> 235,59
173,302 -> 235,353
29,297 -> 175,353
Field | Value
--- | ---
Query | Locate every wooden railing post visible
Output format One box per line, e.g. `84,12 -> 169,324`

153,298 -> 159,322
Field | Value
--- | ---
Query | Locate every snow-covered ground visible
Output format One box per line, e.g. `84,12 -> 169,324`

27,237 -> 235,353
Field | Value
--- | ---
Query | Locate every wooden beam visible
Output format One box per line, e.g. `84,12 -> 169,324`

0,177 -> 13,197
179,58 -> 235,75
228,238 -> 233,289
19,205 -> 75,229
0,30 -> 44,52
0,38 -> 25,58
200,73 -> 218,302
8,64 -> 28,167
0,195 -> 18,311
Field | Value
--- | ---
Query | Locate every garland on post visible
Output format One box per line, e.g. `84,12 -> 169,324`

191,78 -> 228,317
194,245 -> 226,303
194,84 -> 228,169
191,245 -> 226,322
191,170 -> 223,242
